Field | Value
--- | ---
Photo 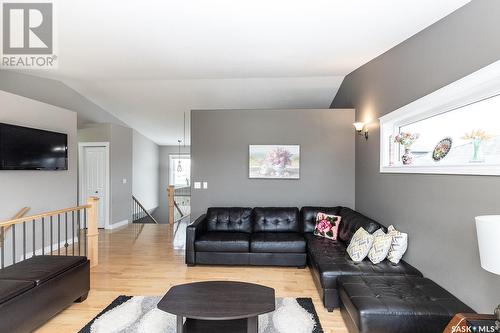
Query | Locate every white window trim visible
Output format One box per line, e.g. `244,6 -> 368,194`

379,59 -> 500,176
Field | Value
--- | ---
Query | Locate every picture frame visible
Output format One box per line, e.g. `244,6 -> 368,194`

249,145 -> 300,179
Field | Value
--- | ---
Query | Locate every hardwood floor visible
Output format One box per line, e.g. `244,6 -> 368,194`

35,223 -> 348,333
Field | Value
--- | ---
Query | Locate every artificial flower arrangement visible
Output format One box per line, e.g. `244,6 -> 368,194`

394,132 -> 420,165
462,129 -> 494,162
314,213 -> 341,240
394,132 -> 420,148
266,147 -> 292,168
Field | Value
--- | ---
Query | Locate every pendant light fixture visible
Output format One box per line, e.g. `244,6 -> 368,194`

177,139 -> 182,172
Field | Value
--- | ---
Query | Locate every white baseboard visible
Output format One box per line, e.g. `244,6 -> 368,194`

17,236 -> 79,262
108,219 -> 129,230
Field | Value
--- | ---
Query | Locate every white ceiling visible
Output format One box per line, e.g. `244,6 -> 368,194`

33,0 -> 469,144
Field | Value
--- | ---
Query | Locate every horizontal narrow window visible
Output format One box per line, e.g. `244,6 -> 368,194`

380,60 -> 500,175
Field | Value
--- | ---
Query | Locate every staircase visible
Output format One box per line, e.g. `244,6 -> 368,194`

132,196 -> 159,224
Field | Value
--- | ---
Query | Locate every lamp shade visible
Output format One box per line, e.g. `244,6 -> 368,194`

475,215 -> 500,275
353,122 -> 365,131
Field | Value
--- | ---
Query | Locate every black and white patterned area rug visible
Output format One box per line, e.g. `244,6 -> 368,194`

79,295 -> 323,333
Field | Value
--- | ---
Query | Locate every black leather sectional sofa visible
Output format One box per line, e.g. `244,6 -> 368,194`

187,206 -> 475,333
186,206 -> 421,310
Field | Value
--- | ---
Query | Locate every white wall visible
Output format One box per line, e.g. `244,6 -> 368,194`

0,90 -> 77,219
133,130 -> 160,211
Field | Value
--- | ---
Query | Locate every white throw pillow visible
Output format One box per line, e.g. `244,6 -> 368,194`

346,227 -> 374,262
386,225 -> 408,264
367,229 -> 393,264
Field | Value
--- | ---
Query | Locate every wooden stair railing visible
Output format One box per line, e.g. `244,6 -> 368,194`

0,207 -> 30,248
0,197 -> 99,268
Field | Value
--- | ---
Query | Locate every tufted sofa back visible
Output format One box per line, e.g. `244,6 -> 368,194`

338,207 -> 383,243
206,207 -> 253,233
300,206 -> 342,233
252,207 -> 300,233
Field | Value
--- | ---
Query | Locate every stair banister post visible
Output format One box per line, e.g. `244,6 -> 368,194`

168,186 -> 175,224
87,197 -> 99,267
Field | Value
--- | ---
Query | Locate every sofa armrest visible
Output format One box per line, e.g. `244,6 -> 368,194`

185,214 -> 207,265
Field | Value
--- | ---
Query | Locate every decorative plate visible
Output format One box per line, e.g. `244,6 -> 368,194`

432,137 -> 453,161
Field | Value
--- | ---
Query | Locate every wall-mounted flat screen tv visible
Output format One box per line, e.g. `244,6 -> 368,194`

0,123 -> 68,170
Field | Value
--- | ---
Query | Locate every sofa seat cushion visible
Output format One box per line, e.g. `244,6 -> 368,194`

0,255 -> 88,285
338,276 -> 474,333
305,234 -> 422,289
250,233 -> 306,253
195,232 -> 250,252
0,279 -> 35,304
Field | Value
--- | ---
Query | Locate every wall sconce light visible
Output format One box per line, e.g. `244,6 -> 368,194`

353,122 -> 368,140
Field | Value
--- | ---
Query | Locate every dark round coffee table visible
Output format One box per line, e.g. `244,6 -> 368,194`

158,281 -> 275,333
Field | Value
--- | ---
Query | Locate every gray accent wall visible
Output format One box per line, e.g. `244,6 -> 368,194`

190,109 -> 355,220
331,0 -> 500,313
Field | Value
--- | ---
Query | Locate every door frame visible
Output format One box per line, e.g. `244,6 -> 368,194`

78,142 -> 111,229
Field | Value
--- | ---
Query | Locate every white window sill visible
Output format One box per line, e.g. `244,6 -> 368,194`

380,165 -> 500,176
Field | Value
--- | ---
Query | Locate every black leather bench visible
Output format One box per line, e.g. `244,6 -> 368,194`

0,255 -> 90,333
338,275 -> 475,333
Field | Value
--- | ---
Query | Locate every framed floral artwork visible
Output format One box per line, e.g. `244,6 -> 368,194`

249,145 -> 300,179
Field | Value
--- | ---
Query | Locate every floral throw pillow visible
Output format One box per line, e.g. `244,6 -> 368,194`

313,212 -> 341,240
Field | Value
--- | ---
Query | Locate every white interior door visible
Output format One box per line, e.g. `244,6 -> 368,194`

82,146 -> 107,228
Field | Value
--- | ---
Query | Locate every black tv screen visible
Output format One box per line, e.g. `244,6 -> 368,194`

0,123 -> 68,170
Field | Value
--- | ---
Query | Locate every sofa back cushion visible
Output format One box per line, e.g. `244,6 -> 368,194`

253,207 -> 299,233
338,207 -> 383,243
206,207 -> 253,233
300,206 -> 342,233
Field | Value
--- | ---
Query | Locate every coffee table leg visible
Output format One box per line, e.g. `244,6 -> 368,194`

247,316 -> 258,333
176,315 -> 183,333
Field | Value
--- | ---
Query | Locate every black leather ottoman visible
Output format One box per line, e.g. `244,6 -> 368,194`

338,276 -> 475,333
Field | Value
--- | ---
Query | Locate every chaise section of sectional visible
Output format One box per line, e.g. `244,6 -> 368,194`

338,275 -> 475,333
301,206 -> 422,311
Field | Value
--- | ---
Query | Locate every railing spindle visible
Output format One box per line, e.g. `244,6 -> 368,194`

77,210 -> 81,256
12,224 -> 16,265
84,209 -> 87,256
65,212 -> 68,256
23,222 -> 26,261
58,214 -> 61,255
41,217 -> 45,255
72,211 -> 75,255
50,216 -> 53,255
32,219 -> 35,257
0,227 -> 3,268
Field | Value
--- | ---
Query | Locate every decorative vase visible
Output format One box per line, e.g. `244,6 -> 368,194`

402,148 -> 413,165
273,165 -> 286,176
470,138 -> 485,163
